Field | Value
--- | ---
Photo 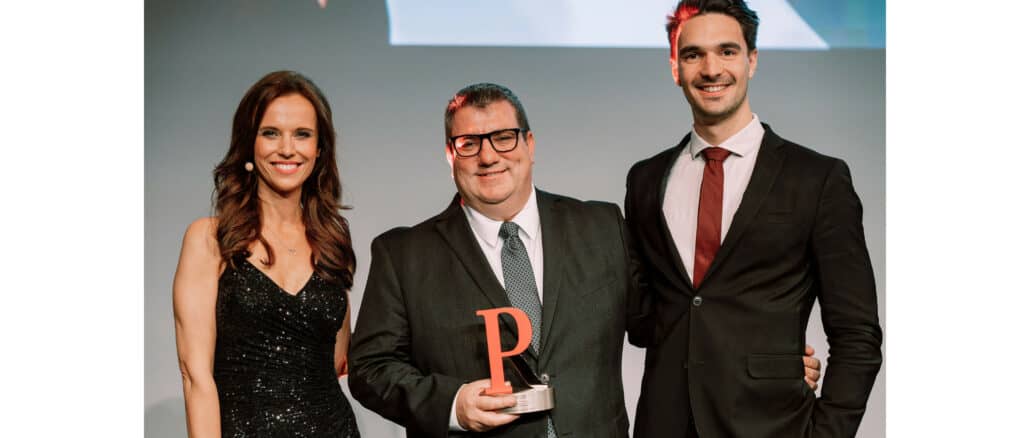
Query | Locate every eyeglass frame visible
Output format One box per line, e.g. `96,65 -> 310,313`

447,128 -> 525,158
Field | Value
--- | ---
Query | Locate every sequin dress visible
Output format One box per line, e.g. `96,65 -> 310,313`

214,258 -> 360,437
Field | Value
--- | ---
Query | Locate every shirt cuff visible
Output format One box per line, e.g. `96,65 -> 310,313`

449,383 -> 468,431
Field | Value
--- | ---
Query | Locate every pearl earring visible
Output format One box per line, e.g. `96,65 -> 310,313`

244,162 -> 254,172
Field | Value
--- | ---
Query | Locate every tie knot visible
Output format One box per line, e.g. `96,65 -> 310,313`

499,222 -> 520,240
702,147 -> 732,163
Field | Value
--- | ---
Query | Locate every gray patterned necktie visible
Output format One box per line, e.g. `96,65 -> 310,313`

499,222 -> 543,352
499,222 -> 556,438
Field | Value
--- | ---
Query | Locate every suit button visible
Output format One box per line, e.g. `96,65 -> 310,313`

692,296 -> 703,306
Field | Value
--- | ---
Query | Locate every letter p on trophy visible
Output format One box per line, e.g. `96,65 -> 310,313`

475,307 -> 555,414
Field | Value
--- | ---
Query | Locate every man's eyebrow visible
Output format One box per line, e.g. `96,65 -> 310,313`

678,41 -> 743,56
678,45 -> 700,56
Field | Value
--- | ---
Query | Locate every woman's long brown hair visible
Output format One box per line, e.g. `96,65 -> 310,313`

212,70 -> 355,289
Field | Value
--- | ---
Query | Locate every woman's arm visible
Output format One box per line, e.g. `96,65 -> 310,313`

173,217 -> 222,437
334,299 -> 352,377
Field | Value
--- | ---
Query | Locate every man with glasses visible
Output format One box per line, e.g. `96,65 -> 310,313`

348,82 -> 651,437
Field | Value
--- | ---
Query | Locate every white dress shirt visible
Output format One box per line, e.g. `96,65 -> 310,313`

663,115 -> 765,283
462,188 -> 545,301
449,188 -> 545,430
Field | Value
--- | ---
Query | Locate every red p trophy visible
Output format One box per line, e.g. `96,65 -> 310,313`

475,307 -> 555,414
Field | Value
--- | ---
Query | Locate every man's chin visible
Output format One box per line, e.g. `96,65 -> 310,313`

477,194 -> 511,206
693,102 -> 746,124
461,191 -> 511,207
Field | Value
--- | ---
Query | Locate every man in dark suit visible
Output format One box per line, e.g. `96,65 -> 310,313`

348,83 -> 651,438
626,1 -> 883,437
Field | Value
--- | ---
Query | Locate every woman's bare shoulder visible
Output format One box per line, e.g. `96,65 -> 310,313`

181,217 -> 220,260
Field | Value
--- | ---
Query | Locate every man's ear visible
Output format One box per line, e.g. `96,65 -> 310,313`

525,130 -> 535,163
670,57 -> 682,86
748,48 -> 758,79
445,143 -> 455,176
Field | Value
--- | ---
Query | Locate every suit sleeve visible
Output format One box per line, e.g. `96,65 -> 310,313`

623,167 -> 657,348
809,160 -> 883,437
348,235 -> 464,438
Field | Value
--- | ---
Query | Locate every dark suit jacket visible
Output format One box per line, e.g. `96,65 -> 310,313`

349,190 -> 649,438
626,125 -> 882,438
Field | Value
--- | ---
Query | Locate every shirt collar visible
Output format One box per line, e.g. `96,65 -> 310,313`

462,187 -> 540,249
687,113 -> 765,159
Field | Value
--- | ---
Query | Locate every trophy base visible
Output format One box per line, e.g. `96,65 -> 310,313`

498,385 -> 554,414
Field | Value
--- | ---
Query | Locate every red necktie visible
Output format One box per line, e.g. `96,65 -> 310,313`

693,147 -> 731,288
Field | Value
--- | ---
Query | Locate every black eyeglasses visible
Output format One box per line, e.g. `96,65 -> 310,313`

448,128 -> 524,158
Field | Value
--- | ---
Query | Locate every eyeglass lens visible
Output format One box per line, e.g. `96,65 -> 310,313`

454,129 -> 519,156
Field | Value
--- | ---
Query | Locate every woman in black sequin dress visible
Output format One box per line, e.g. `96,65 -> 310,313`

173,71 -> 360,437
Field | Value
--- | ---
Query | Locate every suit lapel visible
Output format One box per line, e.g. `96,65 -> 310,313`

536,190 -> 565,357
705,125 -> 786,281
657,133 -> 696,292
434,195 -> 528,348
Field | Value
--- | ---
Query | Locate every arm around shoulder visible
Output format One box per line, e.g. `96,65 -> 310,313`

173,217 -> 223,437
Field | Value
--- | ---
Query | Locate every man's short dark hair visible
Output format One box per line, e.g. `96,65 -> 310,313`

666,0 -> 760,59
444,83 -> 531,141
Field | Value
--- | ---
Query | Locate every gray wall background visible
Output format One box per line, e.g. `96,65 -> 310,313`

145,1 -> 885,436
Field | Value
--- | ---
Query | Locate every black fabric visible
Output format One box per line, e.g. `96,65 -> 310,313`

349,190 -> 651,438
214,258 -> 359,437
626,125 -> 882,438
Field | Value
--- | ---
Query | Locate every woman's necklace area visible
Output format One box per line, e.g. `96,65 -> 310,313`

266,228 -> 302,256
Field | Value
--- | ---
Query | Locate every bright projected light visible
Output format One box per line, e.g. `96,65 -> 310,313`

385,0 -> 884,50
